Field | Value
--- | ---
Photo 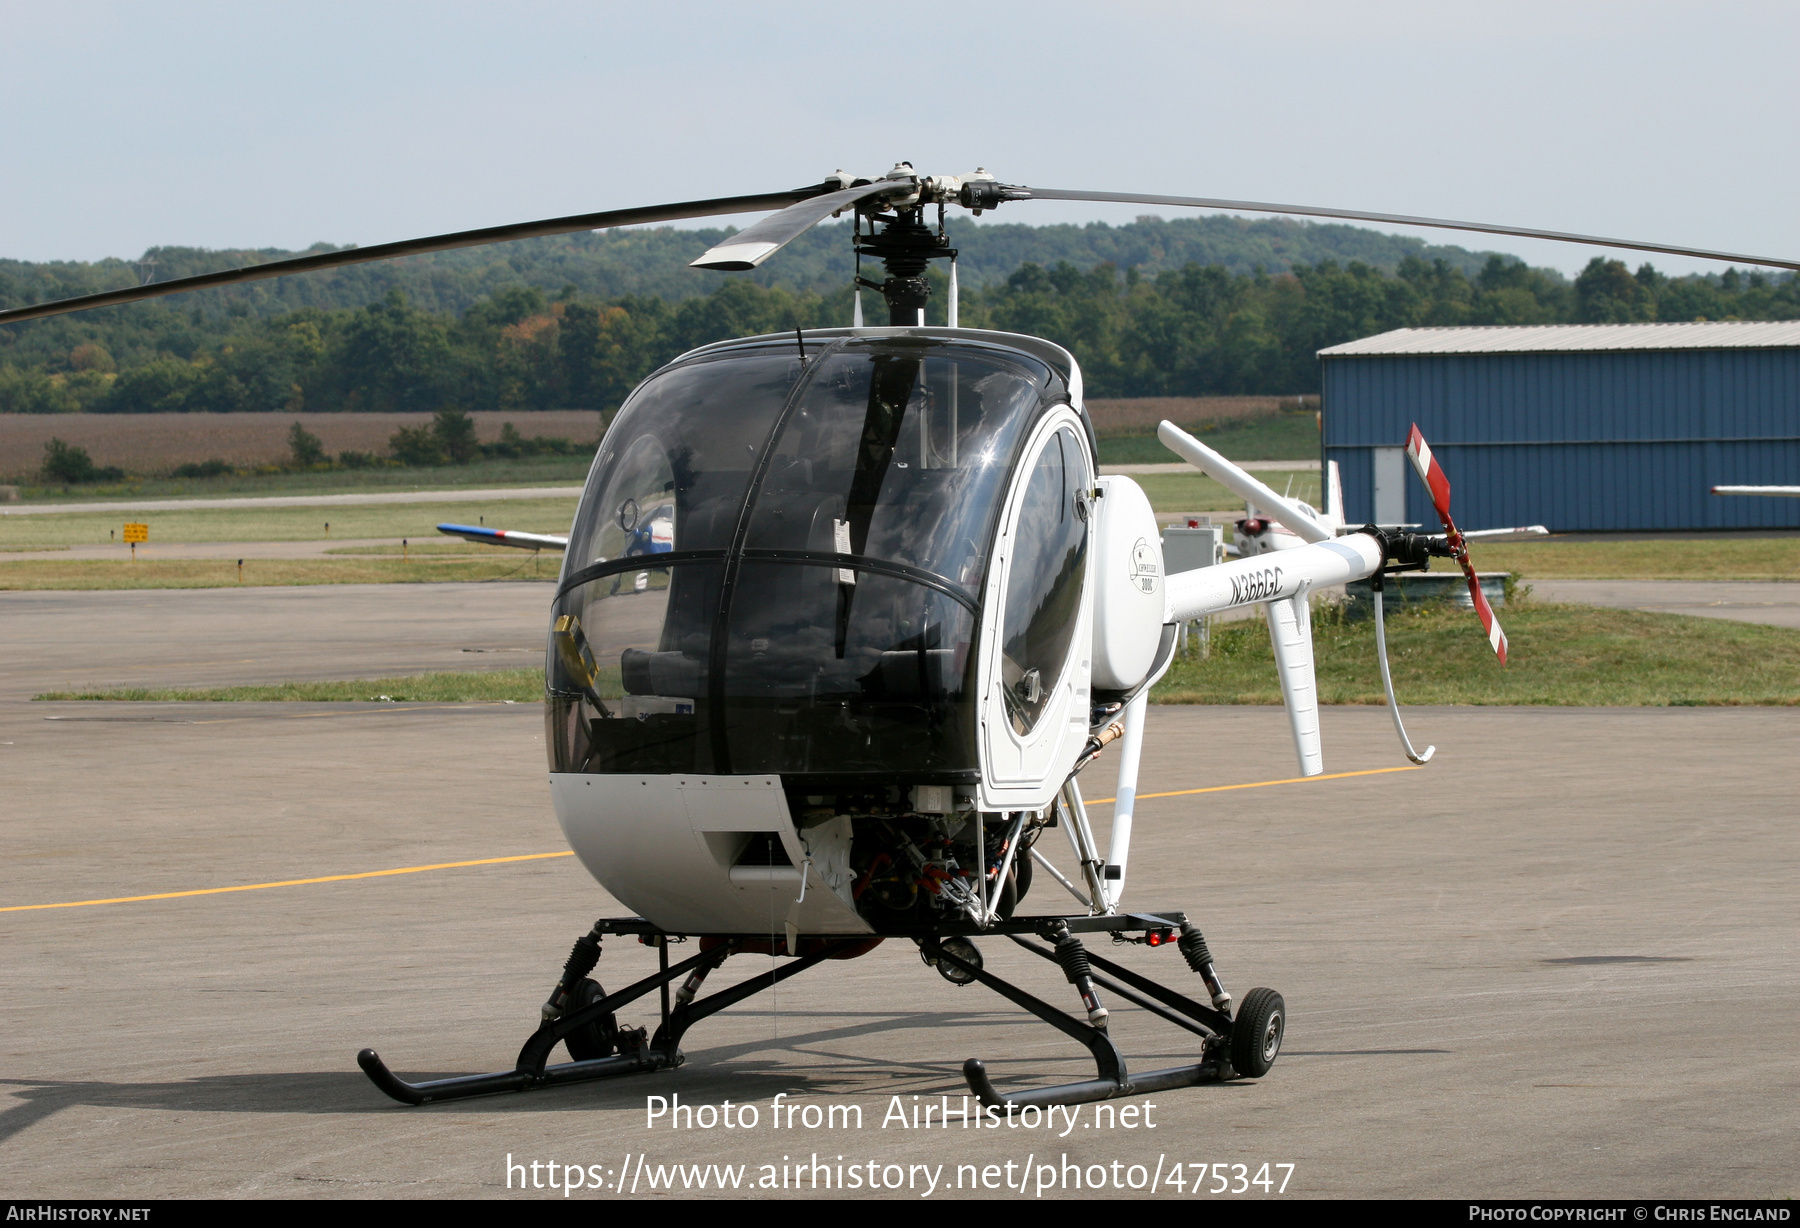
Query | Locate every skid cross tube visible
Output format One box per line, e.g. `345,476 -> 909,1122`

514,945 -> 725,1075
929,941 -> 1130,1110
651,939 -> 862,1054
359,938 -> 861,1106
362,944 -> 723,1106
941,931 -> 1241,1109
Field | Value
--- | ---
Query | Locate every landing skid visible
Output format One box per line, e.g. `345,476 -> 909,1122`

357,912 -> 1283,1108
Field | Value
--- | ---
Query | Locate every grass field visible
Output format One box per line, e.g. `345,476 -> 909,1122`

36,668 -> 546,703
1097,413 -> 1320,464
325,542 -> 501,556
0,410 -> 603,485
0,496 -> 579,549
1153,602 -> 1800,705
1444,538 -> 1800,581
5,454 -> 595,503
1088,396 -> 1314,431
36,604 -> 1800,706
0,555 -> 559,590
1134,469 -> 1317,513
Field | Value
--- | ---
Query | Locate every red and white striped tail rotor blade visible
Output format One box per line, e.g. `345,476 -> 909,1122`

1405,424 -> 1452,522
1465,570 -> 1509,664
1405,423 -> 1508,665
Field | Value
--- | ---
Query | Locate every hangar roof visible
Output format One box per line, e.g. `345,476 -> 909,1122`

1319,321 -> 1800,357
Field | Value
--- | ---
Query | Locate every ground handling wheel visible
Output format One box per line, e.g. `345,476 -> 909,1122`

1230,988 -> 1285,1078
562,978 -> 618,1061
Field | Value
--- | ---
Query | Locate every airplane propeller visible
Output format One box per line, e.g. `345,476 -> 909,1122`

1405,424 -> 1508,665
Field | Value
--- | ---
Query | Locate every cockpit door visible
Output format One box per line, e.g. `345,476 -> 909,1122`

977,406 -> 1094,810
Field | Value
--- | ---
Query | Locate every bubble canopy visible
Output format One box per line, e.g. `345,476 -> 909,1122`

546,332 -> 1078,783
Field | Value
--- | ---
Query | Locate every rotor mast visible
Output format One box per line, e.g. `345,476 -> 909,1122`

855,199 -> 953,327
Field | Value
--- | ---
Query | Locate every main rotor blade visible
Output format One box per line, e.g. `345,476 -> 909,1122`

0,188 -> 830,327
690,179 -> 914,270
1019,187 -> 1800,273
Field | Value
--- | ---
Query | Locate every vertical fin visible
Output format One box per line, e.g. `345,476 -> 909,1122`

1267,592 -> 1322,776
1103,690 -> 1148,909
1326,460 -> 1343,526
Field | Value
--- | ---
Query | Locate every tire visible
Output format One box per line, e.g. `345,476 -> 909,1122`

1230,988 -> 1285,1078
563,978 -> 618,1061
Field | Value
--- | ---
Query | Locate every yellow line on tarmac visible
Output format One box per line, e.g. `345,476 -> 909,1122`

1084,763 -> 1422,806
4,767 -> 1422,914
0,852 -> 576,913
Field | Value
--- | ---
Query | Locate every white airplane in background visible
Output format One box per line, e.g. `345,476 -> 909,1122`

437,524 -> 569,551
1214,455 -> 1548,557
1713,485 -> 1800,498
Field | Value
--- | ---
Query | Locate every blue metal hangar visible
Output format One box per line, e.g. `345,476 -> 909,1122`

1318,322 -> 1800,532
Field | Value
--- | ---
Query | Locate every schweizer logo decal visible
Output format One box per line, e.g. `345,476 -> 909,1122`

1128,538 -> 1161,595
1230,566 -> 1286,605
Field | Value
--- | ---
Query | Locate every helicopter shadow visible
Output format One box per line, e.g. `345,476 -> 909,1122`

0,1070 -> 383,1145
0,1005 -> 1024,1136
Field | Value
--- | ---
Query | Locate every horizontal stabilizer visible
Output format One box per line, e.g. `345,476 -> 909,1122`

1158,422 -> 1330,544
1712,486 -> 1800,498
437,523 -> 568,551
1461,525 -> 1549,540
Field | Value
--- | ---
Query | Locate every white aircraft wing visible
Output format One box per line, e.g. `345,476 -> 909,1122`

436,523 -> 568,551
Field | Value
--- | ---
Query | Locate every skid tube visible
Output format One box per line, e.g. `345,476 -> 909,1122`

358,912 -> 1242,1109
359,933 -> 862,1105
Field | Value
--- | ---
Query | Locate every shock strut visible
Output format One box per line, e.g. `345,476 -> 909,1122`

1048,922 -> 1109,1029
675,956 -> 723,1007
541,928 -> 602,1020
1178,922 -> 1233,1016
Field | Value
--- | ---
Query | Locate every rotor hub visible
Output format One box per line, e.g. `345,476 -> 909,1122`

854,205 -> 955,326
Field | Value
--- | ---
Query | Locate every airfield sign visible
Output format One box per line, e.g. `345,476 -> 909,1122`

122,523 -> 148,543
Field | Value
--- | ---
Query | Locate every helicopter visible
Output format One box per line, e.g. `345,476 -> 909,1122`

7,163 -> 1796,1111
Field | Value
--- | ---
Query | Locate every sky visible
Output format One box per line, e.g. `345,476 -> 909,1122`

2,0 -> 1795,278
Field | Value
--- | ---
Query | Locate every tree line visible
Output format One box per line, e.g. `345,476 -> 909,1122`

2,253 -> 1795,415
37,410 -> 585,485
0,213 -> 1516,347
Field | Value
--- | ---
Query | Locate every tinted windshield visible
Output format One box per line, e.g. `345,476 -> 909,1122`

564,347 -> 803,570
744,346 -> 1042,588
548,336 -> 1054,781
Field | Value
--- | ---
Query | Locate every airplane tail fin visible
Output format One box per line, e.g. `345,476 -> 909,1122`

1325,460 -> 1343,525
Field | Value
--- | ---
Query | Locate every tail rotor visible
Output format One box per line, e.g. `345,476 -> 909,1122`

1405,424 -> 1508,665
